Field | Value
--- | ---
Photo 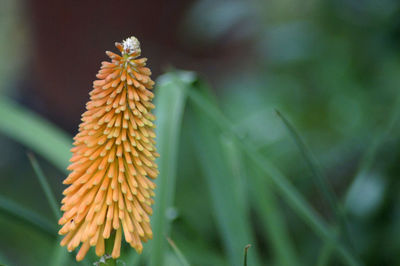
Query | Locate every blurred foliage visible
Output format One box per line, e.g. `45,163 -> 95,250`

1,0 -> 400,265
0,0 -> 28,96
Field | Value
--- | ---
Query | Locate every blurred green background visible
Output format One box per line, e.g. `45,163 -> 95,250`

1,0 -> 400,265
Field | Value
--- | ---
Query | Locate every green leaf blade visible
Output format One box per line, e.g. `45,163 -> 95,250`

148,71 -> 195,266
0,97 -> 71,172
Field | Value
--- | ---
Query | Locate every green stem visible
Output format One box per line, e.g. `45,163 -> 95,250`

102,235 -> 117,266
243,245 -> 251,266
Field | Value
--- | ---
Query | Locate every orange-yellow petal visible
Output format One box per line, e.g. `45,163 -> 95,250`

59,36 -> 158,261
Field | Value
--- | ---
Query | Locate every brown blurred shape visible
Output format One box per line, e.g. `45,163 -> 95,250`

26,0 -> 191,130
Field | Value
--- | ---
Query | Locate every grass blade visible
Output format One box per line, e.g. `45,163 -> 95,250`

50,245 -> 75,266
149,71 -> 195,266
275,110 -> 340,218
122,251 -> 139,265
275,110 -> 356,255
0,194 -> 56,236
317,240 -> 335,266
0,97 -> 71,172
190,100 -> 261,266
27,152 -> 61,220
167,237 -> 190,266
26,152 -> 75,266
219,137 -> 249,221
221,134 -> 297,266
249,166 -> 298,266
241,144 -> 358,266
190,130 -> 260,266
344,94 -> 400,207
191,81 -> 295,265
186,88 -> 360,266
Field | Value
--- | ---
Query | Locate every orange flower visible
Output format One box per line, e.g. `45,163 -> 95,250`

58,36 -> 159,261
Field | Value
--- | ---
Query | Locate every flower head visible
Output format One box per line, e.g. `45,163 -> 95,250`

122,36 -> 141,54
59,36 -> 159,261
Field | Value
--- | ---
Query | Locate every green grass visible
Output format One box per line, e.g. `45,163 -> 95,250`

167,237 -> 190,266
149,71 -> 196,266
0,97 -> 71,172
1,69 -> 398,266
187,86 -> 360,266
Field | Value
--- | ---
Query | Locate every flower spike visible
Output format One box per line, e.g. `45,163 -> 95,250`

59,36 -> 159,261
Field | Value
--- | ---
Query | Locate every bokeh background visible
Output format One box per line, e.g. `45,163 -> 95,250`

1,0 -> 400,265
